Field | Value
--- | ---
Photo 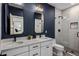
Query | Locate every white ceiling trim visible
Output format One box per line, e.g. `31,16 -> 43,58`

49,3 -> 79,10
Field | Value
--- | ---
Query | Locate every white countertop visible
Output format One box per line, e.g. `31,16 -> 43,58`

1,37 -> 55,51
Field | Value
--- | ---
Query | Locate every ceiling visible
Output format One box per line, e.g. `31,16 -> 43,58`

49,3 -> 79,10
11,3 -> 79,10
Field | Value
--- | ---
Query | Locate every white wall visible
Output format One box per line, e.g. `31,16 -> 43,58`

55,8 -> 63,45
62,5 -> 79,51
55,5 -> 79,51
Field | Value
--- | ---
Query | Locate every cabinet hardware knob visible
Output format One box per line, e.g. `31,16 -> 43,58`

33,46 -> 38,48
33,53 -> 38,56
46,46 -> 49,48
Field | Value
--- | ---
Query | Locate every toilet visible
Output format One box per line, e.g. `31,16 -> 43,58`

53,44 -> 64,56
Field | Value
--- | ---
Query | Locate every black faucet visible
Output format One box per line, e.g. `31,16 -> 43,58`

14,36 -> 16,42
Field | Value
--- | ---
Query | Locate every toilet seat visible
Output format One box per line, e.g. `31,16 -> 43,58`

54,44 -> 64,51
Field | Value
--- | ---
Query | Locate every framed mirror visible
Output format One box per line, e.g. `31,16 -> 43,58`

34,4 -> 44,33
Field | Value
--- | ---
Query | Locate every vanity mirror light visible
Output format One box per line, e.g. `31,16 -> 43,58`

34,4 -> 44,33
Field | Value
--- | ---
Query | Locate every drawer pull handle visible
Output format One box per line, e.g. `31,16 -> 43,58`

46,46 -> 49,48
33,46 -> 38,48
33,53 -> 38,56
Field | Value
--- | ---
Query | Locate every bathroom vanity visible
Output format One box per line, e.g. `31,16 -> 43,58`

0,3 -> 55,56
1,37 -> 55,56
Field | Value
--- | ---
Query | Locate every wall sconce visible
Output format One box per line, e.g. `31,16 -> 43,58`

35,4 -> 43,12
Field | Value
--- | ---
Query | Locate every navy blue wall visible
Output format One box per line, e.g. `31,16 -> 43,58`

44,4 -> 55,38
1,3 -> 55,39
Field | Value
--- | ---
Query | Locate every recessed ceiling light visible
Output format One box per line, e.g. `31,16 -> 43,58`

14,3 -> 23,5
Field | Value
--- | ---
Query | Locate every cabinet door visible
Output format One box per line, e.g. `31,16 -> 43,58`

41,45 -> 52,56
16,52 -> 29,56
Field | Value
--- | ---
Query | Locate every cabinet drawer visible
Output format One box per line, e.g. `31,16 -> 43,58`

16,52 -> 29,56
30,43 -> 40,51
41,41 -> 52,47
2,46 -> 28,56
30,49 -> 40,56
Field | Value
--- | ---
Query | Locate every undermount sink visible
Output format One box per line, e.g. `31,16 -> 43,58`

15,41 -> 24,44
2,41 -> 24,46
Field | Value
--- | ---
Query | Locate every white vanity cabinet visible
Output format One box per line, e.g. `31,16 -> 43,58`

29,49 -> 40,56
29,43 -> 40,51
41,45 -> 52,56
29,43 -> 41,56
30,43 -> 40,56
16,52 -> 29,56
2,46 -> 29,56
1,38 -> 54,56
41,41 -> 53,56
29,40 -> 53,56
